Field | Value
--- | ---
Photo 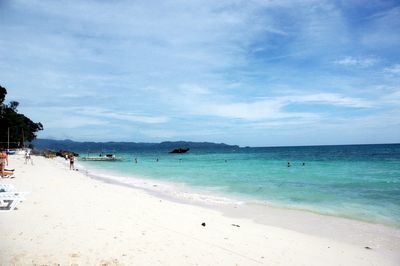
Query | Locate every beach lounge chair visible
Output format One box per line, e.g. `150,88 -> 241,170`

0,183 -> 16,192
0,192 -> 28,211
2,169 -> 15,178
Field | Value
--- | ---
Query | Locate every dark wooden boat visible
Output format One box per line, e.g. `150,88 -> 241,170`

169,148 -> 190,154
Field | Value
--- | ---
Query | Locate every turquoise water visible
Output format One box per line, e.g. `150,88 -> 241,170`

78,144 -> 400,227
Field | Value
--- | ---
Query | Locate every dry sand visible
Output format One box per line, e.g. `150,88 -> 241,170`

1,155 -> 399,265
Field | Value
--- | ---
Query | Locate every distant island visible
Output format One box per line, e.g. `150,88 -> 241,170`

31,139 -> 239,152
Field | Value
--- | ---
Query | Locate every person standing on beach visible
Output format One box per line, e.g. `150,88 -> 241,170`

69,154 -> 75,170
0,148 -> 8,177
25,149 -> 33,165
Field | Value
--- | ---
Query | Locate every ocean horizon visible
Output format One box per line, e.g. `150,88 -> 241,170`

74,143 -> 400,228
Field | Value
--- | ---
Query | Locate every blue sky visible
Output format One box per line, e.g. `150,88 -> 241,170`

1,0 -> 399,146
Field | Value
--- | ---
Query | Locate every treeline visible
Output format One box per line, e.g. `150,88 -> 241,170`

0,85 -> 43,148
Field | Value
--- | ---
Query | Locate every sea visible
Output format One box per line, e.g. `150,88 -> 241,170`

76,144 -> 400,228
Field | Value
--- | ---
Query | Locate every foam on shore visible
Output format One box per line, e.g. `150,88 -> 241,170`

73,157 -> 400,251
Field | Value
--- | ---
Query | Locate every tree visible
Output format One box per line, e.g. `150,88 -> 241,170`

0,85 -> 43,148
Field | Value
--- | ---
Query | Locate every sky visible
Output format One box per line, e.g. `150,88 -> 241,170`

0,0 -> 399,147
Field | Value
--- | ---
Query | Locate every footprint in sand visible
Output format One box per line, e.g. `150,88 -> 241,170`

99,258 -> 120,266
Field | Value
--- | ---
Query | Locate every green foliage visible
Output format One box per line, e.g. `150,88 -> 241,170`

0,86 -> 6,104
0,85 -> 43,148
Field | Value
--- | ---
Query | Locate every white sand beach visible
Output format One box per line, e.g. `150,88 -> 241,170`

1,155 -> 399,266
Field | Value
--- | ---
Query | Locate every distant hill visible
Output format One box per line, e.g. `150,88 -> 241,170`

31,139 -> 239,152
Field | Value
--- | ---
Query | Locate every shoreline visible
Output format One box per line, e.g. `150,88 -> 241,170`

75,153 -> 400,230
1,155 -> 400,265
76,158 -> 400,251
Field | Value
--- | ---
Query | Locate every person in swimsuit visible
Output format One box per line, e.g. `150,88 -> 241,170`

0,148 -> 9,177
69,154 -> 75,170
25,149 -> 33,165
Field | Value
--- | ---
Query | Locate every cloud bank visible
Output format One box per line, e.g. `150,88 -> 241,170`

0,0 -> 399,146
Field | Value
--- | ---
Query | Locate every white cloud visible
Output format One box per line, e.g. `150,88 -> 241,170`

334,56 -> 379,67
45,116 -> 108,129
361,6 -> 400,47
284,93 -> 374,108
194,100 -> 285,120
77,107 -> 169,124
178,84 -> 212,95
171,90 -> 373,122
1,0 -> 399,145
383,64 -> 400,75
380,88 -> 400,105
140,128 -> 223,140
20,106 -> 109,129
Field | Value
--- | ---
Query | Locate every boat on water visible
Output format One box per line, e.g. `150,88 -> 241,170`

169,148 -> 190,154
80,152 -> 122,161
